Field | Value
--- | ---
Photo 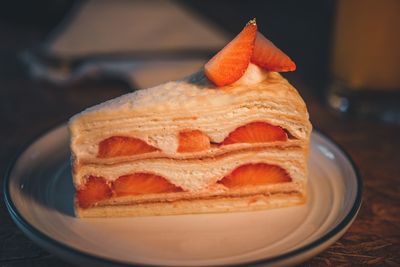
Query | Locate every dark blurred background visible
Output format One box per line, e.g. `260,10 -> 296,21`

0,0 -> 335,94
1,0 -> 399,266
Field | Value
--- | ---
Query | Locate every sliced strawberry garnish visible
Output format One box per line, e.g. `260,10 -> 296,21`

98,136 -> 159,158
251,32 -> 296,72
221,122 -> 287,146
113,173 -> 182,196
177,130 -> 210,153
76,176 -> 112,208
219,163 -> 291,188
205,19 -> 257,87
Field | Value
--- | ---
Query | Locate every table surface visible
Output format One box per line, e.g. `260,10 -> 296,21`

1,6 -> 400,267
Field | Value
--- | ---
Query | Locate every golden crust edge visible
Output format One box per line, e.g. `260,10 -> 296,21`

75,191 -> 306,218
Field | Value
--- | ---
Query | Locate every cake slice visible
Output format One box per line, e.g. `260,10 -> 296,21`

69,19 -> 312,218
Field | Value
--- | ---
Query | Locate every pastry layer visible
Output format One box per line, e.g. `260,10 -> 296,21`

76,191 -> 306,218
69,70 -> 311,164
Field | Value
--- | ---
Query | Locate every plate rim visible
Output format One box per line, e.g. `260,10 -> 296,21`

3,123 -> 363,267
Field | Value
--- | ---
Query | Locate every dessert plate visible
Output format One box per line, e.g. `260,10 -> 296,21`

4,124 -> 362,266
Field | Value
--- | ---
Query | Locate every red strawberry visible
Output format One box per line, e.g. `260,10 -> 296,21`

76,176 -> 112,208
219,163 -> 291,188
113,173 -> 182,196
251,32 -> 296,71
205,19 -> 257,87
221,122 -> 287,145
177,130 -> 210,152
98,136 -> 159,158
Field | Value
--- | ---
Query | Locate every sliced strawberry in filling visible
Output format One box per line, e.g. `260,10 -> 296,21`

98,136 -> 159,158
97,122 -> 288,156
218,163 -> 291,188
178,130 -> 211,153
77,163 -> 292,209
76,176 -> 112,208
221,122 -> 287,146
113,173 -> 182,196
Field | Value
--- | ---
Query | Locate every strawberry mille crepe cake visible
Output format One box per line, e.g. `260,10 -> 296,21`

69,19 -> 312,218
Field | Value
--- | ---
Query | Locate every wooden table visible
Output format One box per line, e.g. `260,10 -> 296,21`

1,9 -> 399,267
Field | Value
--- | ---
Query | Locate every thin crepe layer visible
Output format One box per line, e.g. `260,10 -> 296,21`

77,140 -> 304,165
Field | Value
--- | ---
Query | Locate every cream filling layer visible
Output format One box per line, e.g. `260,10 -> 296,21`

75,147 -> 306,192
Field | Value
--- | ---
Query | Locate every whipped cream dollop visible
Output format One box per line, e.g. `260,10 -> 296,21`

233,63 -> 270,86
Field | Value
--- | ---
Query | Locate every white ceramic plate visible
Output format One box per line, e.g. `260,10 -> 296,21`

4,124 -> 362,266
